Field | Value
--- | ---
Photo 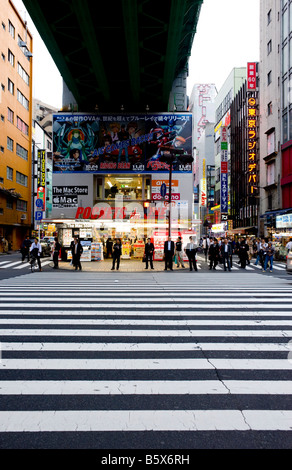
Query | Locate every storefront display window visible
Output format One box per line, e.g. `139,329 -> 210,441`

105,176 -> 143,200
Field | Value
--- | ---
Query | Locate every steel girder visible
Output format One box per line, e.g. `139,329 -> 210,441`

23,0 -> 203,111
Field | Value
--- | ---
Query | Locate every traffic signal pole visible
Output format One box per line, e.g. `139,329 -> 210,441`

168,161 -> 173,237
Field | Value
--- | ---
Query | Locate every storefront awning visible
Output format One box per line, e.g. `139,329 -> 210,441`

228,226 -> 257,234
260,208 -> 292,218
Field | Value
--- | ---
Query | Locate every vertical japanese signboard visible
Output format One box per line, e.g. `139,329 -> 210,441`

247,62 -> 258,196
247,63 -> 257,91
220,126 -> 228,215
201,159 -> 207,207
247,95 -> 258,194
37,150 -> 46,212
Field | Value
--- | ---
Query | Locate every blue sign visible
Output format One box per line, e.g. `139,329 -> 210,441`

36,199 -> 44,209
221,173 -> 228,214
35,211 -> 43,221
160,183 -> 167,198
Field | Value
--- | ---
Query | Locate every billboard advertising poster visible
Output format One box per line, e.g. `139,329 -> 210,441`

52,114 -> 192,174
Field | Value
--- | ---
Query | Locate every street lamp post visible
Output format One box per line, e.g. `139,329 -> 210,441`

160,148 -> 194,238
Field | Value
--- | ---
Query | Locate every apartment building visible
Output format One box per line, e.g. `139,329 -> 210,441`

0,0 -> 33,250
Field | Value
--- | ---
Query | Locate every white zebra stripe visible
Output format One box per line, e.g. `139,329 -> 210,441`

0,380 -> 291,396
1,358 -> 292,370
0,409 -> 291,432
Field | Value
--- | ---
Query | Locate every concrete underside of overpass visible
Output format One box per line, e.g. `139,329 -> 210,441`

23,0 -> 203,112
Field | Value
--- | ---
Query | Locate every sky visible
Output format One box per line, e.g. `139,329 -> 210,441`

12,0 -> 260,109
187,0 -> 260,94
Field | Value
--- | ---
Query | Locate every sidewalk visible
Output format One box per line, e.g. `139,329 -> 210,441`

59,259 -> 188,273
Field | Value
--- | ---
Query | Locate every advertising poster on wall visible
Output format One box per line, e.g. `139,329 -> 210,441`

53,113 -> 192,174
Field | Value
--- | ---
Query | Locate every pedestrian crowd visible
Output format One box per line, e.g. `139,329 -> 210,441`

16,234 -> 292,273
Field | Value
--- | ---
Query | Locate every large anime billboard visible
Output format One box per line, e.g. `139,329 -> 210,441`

53,113 -> 192,174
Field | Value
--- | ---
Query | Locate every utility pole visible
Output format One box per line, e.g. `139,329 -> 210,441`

160,148 -> 194,239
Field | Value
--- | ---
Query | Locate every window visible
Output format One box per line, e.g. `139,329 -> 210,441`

267,163 -> 275,186
16,144 -> 28,161
1,53 -> 5,61
7,108 -> 14,124
0,177 -> 3,184
282,43 -> 289,74
267,71 -> 272,85
267,102 -> 273,116
283,7 -> 289,41
1,115 -> 4,122
8,49 -> 15,67
2,22 -> 6,31
267,9 -> 272,25
17,63 -> 29,85
7,167 -> 13,181
8,79 -> 14,95
16,200 -> 27,212
16,171 -> 28,187
0,146 -> 4,153
6,199 -> 13,210
17,89 -> 29,110
16,116 -> 29,135
1,83 -> 5,91
267,40 -> 272,55
8,20 -> 15,39
104,176 -> 143,200
283,112 -> 288,142
7,137 -> 13,152
267,131 -> 275,155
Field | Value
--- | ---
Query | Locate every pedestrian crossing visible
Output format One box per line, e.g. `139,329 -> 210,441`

0,257 -> 288,273
196,255 -> 287,272
0,272 -> 292,449
0,259 -> 52,270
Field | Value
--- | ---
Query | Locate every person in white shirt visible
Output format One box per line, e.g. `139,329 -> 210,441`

286,238 -> 292,252
185,236 -> 198,272
30,238 -> 42,271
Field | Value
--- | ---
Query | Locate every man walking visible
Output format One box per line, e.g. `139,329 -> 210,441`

21,236 -> 31,262
30,238 -> 42,271
221,238 -> 232,271
111,239 -> 122,271
164,236 -> 175,271
175,237 -> 185,269
185,236 -> 198,272
202,237 -> 210,262
52,237 -> 61,269
209,238 -> 219,270
71,237 -> 83,271
145,238 -> 155,270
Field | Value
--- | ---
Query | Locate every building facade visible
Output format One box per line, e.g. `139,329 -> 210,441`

213,68 -> 247,228
281,0 -> 292,211
189,84 -> 217,144
259,0 -> 282,235
47,112 -> 195,263
230,77 -> 260,235
195,122 -> 215,237
0,0 -> 33,250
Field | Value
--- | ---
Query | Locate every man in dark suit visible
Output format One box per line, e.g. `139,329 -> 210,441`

164,237 -> 175,271
71,237 -> 83,271
145,238 -> 155,270
220,238 -> 232,271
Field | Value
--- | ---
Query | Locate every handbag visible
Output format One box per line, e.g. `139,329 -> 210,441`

142,254 -> 146,263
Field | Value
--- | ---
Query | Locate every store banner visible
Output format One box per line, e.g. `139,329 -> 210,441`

53,186 -> 89,209
53,113 -> 192,174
